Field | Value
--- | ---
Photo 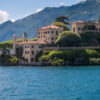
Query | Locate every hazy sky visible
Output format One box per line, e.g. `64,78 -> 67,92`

0,0 -> 85,23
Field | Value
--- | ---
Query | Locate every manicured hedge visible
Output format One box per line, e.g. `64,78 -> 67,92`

40,49 -> 100,65
56,31 -> 81,47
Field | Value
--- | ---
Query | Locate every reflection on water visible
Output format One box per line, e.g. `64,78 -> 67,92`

0,66 -> 99,100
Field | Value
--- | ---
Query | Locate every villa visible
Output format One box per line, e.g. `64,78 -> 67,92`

13,21 -> 100,63
71,21 -> 100,34
13,25 -> 64,63
38,25 -> 63,44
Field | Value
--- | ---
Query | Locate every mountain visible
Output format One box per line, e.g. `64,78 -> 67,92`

0,0 -> 100,42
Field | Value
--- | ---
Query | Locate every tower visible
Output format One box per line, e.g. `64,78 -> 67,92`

22,33 -> 27,42
13,34 -> 17,54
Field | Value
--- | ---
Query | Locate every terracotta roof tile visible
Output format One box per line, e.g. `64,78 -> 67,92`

39,25 -> 63,30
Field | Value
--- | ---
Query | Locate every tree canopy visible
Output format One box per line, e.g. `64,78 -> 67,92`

0,40 -> 13,49
84,24 -> 97,31
80,32 -> 100,45
56,31 -> 81,46
53,22 -> 69,31
55,16 -> 69,25
0,40 -> 13,54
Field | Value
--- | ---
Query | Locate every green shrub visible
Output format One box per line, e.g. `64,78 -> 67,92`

51,59 -> 64,66
39,55 -> 50,62
56,31 -> 81,46
90,58 -> 100,65
40,49 -> 90,65
49,51 -> 63,59
43,50 -> 50,55
86,49 -> 100,58
9,57 -> 19,65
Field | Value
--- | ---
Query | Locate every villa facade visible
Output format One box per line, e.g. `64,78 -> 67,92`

71,21 -> 100,34
13,25 -> 63,63
38,25 -> 63,44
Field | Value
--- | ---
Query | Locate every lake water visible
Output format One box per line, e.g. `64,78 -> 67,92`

0,66 -> 99,100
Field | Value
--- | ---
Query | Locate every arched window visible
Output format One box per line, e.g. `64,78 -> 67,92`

73,27 -> 75,32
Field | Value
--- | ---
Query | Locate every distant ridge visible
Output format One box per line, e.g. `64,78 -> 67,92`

0,0 -> 100,42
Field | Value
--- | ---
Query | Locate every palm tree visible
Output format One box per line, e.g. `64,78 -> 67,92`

55,16 -> 69,25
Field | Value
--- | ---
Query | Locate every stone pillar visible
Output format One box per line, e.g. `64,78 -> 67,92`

28,57 -> 31,63
22,33 -> 27,42
28,49 -> 31,63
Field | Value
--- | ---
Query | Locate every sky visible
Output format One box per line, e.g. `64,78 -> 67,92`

0,0 -> 85,23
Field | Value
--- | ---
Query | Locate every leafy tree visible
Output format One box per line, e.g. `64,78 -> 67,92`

55,16 -> 69,25
35,51 -> 43,62
84,24 -> 97,31
80,32 -> 100,45
53,22 -> 69,31
56,31 -> 81,47
0,54 -> 11,65
0,40 -> 13,54
16,47 -> 23,61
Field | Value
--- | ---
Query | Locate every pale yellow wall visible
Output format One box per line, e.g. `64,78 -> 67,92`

38,29 -> 50,43
38,28 -> 63,44
95,23 -> 100,31
71,23 -> 87,34
71,23 -> 78,33
22,44 -> 43,63
71,22 -> 100,34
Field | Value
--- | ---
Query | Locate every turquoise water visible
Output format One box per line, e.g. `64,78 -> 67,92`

0,66 -> 99,100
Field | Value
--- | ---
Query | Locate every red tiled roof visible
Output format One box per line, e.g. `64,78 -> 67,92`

17,40 -> 47,45
39,25 -> 63,30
